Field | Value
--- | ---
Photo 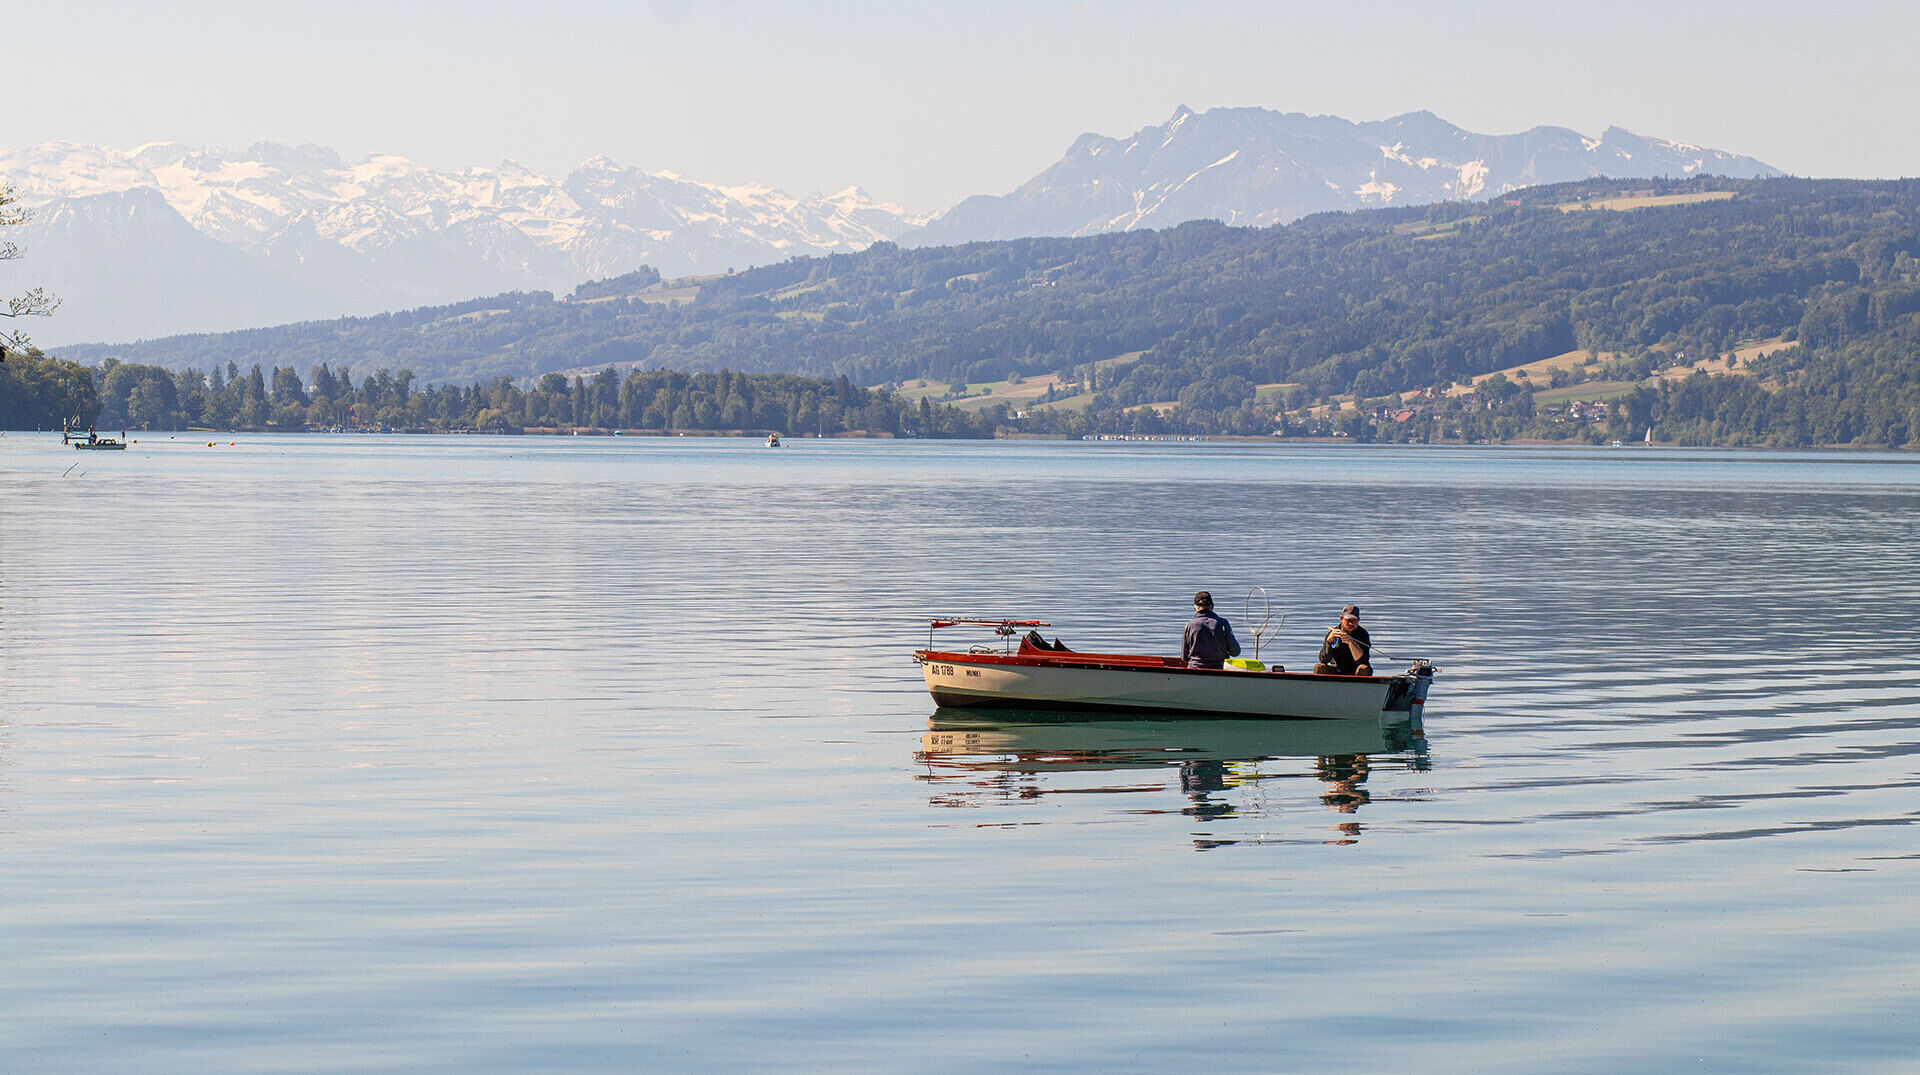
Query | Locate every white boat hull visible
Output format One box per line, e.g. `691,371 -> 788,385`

916,650 -> 1431,720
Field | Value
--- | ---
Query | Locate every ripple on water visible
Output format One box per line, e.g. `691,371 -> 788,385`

4,437 -> 1920,1070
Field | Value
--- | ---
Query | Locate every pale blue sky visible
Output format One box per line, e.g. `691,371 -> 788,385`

15,0 -> 1919,211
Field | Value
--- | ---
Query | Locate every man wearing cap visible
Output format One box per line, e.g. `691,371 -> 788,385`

1181,591 -> 1242,669
1314,605 -> 1373,676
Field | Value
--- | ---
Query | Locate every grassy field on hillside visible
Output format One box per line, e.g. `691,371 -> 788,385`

890,352 -> 1146,413
1444,337 -> 1790,397
1556,191 -> 1739,212
1295,336 -> 1791,417
1255,382 -> 1299,406
1532,380 -> 1640,405
633,284 -> 701,306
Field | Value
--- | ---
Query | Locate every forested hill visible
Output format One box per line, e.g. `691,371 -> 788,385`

53,176 -> 1920,446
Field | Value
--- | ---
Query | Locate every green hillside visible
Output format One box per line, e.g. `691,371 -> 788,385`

41,176 -> 1920,445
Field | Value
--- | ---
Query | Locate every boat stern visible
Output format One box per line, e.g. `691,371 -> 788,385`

1398,660 -> 1437,745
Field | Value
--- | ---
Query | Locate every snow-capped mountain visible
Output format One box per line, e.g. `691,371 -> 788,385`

914,106 -> 1782,244
0,141 -> 924,344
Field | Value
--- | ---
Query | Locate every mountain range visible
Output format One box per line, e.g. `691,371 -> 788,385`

914,106 -> 1782,243
4,107 -> 1781,345
0,142 -> 922,345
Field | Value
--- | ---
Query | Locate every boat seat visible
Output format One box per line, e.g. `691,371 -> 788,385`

1019,631 -> 1074,654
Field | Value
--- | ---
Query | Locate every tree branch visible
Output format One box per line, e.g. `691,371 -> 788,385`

3,288 -> 60,318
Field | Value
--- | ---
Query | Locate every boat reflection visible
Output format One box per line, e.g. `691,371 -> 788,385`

916,708 -> 1431,848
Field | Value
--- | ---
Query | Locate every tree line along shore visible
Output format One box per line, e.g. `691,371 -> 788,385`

1,358 -> 998,438
0,340 -> 1909,449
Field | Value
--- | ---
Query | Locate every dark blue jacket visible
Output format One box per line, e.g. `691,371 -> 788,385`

1182,611 -> 1241,669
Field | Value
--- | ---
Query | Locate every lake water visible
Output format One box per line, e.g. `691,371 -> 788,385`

3,435 -> 1918,1072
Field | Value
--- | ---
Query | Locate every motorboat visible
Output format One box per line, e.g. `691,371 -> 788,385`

64,424 -> 128,450
913,617 -> 1435,721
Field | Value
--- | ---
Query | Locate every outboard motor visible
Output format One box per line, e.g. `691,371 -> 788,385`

1406,661 -> 1437,713
1406,660 -> 1438,742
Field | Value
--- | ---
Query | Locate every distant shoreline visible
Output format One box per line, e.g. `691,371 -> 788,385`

17,427 -> 1915,454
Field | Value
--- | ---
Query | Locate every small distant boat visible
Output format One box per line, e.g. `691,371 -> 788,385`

766,432 -> 782,447
914,618 -> 1436,721
64,424 -> 127,451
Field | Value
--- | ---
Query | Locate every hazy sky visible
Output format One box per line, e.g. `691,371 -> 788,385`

14,0 -> 1919,212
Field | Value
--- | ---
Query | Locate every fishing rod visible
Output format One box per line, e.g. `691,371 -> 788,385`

1309,625 -> 1437,667
1245,589 -> 1438,668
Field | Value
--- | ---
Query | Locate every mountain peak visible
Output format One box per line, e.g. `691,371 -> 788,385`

491,158 -> 546,180
914,105 -> 1779,245
243,142 -> 343,171
1375,109 -> 1464,137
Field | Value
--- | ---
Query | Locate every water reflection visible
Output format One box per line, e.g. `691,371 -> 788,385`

916,709 -> 1430,848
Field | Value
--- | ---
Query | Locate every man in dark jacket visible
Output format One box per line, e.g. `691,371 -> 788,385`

1182,591 -> 1241,669
1314,604 -> 1372,675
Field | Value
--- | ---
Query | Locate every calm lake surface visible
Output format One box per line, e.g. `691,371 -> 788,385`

3,435 -> 1918,1072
